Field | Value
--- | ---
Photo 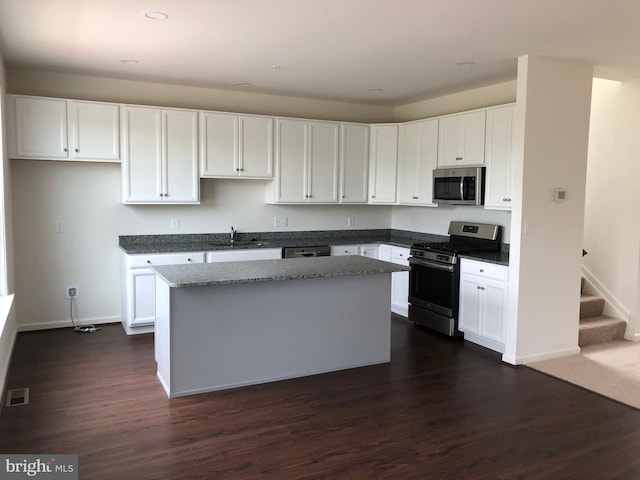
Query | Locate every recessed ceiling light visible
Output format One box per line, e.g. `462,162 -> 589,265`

144,11 -> 168,20
367,88 -> 383,93
236,82 -> 252,87
455,60 -> 476,67
120,59 -> 139,65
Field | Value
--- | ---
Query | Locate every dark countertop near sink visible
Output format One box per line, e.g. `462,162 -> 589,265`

119,229 -> 509,266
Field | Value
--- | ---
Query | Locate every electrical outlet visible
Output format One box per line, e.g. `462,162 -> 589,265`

274,216 -> 288,228
347,216 -> 355,227
55,221 -> 64,233
66,285 -> 79,299
170,218 -> 180,230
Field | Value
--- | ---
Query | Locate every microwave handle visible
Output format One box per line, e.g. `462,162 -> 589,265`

460,176 -> 465,200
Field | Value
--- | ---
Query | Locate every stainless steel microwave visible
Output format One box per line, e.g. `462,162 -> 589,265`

432,166 -> 485,205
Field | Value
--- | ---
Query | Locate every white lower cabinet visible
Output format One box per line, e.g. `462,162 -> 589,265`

379,245 -> 410,317
458,258 -> 509,353
121,252 -> 205,335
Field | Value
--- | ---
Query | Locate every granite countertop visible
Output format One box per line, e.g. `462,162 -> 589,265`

120,229 -> 510,266
152,255 -> 410,288
118,229 -> 429,255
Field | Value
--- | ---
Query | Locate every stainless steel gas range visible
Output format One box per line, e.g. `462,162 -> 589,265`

408,221 -> 502,336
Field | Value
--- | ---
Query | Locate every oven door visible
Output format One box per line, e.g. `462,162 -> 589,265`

408,256 -> 458,318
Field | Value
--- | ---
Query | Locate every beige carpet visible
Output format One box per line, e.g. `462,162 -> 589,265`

527,340 -> 640,410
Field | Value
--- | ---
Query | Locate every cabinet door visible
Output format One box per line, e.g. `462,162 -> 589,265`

274,118 -> 307,202
369,124 -> 398,204
68,101 -> 120,161
390,247 -> 410,317
481,278 -> 509,345
199,111 -> 238,177
239,115 -> 273,178
458,274 -> 483,335
130,268 -> 156,326
163,109 -> 199,203
437,110 -> 486,167
308,121 -> 339,203
122,106 -> 163,203
339,123 -> 369,203
397,122 -> 420,203
397,119 -> 438,205
484,105 -> 514,210
13,96 -> 68,159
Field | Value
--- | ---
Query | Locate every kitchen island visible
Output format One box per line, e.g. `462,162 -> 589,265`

152,255 -> 408,398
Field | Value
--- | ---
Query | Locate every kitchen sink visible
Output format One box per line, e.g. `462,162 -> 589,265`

209,240 -> 271,248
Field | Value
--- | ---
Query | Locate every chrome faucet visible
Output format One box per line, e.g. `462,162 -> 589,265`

230,226 -> 237,243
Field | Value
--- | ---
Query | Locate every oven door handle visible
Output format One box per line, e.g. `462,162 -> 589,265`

409,257 -> 455,272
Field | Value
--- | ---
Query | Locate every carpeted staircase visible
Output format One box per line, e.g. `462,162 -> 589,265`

579,278 -> 626,346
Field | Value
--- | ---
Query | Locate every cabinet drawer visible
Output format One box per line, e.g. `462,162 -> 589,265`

129,252 -> 205,268
331,245 -> 359,256
390,247 -> 410,266
460,258 -> 508,282
206,248 -> 282,262
359,244 -> 379,258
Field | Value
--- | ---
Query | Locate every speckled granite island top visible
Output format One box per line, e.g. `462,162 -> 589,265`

152,255 -> 409,288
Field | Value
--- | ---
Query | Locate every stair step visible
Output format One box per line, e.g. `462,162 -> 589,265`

579,315 -> 626,347
580,294 -> 605,319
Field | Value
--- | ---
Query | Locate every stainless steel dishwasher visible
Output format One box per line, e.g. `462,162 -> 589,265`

282,246 -> 331,258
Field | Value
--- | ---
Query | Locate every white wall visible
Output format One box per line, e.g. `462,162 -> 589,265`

11,160 -> 392,330
504,56 -> 594,365
8,68 -> 394,124
0,53 -> 18,402
391,206 -> 511,239
584,78 -> 640,338
393,80 -> 517,122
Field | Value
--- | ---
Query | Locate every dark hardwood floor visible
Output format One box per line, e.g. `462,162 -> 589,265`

1,315 -> 639,479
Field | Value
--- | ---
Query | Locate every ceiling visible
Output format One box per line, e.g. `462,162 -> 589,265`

1,0 -> 639,106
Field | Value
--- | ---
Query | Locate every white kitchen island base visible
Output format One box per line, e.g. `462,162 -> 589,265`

154,272 -> 392,398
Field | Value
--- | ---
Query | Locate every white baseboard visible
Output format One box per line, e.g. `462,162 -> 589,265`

17,315 -> 121,332
503,345 -> 581,365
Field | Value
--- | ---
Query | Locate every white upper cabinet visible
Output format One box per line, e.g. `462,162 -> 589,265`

8,95 -> 120,162
200,111 -> 273,178
397,118 -> 438,206
308,121 -> 340,203
339,123 -> 369,203
267,118 -> 339,203
437,110 -> 486,167
122,106 -> 199,204
484,104 -> 514,210
368,124 -> 399,204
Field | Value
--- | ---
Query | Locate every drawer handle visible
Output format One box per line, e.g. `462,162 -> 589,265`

146,260 -> 151,264
480,269 -> 484,272
455,156 -> 463,160
412,196 -> 419,199
503,198 -> 512,202
187,258 -> 192,262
